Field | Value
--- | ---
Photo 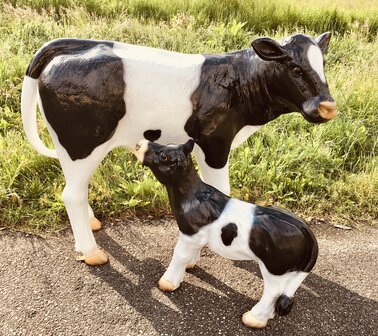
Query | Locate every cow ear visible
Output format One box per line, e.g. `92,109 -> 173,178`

315,32 -> 331,54
251,37 -> 289,62
183,139 -> 194,156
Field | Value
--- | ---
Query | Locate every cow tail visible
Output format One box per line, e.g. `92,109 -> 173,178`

21,75 -> 58,159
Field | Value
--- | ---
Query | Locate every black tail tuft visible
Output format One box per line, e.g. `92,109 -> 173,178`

275,294 -> 294,316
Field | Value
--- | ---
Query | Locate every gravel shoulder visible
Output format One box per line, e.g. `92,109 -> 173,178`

0,218 -> 377,336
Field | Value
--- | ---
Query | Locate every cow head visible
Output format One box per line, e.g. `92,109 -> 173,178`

134,139 -> 195,185
252,32 -> 336,123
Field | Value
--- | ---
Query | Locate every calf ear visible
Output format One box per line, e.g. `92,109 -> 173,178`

251,37 -> 289,61
315,32 -> 331,54
183,139 -> 195,156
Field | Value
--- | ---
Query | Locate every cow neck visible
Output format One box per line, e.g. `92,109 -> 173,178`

220,49 -> 292,126
164,164 -> 230,235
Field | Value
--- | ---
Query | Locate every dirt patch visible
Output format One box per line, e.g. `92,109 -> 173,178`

0,218 -> 377,336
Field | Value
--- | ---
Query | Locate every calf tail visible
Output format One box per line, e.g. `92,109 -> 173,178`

21,76 -> 58,158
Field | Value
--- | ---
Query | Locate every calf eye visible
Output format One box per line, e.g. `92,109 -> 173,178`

292,67 -> 303,78
159,152 -> 168,161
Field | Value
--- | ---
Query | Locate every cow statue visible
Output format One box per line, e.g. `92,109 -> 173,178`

133,139 -> 318,329
21,33 -> 335,264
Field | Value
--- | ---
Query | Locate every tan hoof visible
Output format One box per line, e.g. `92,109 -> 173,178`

186,263 -> 196,270
76,248 -> 109,266
158,277 -> 179,292
90,218 -> 102,231
242,311 -> 268,329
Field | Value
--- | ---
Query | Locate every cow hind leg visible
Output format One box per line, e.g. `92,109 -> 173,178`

58,147 -> 109,265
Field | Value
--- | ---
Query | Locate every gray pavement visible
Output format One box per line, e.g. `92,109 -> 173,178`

0,218 -> 377,336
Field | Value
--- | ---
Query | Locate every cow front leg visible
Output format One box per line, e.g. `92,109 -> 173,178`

193,145 -> 230,195
158,234 -> 203,291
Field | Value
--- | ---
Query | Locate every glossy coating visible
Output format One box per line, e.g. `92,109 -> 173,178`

25,33 -> 335,168
142,140 -> 229,235
26,38 -> 114,79
139,140 -> 318,276
250,205 -> 318,275
136,140 -> 319,326
187,33 -> 335,168
221,223 -> 238,246
143,129 -> 162,142
275,295 -> 295,316
34,39 -> 126,160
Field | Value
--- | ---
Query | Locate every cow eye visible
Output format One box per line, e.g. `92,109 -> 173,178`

292,67 -> 303,78
159,152 -> 168,161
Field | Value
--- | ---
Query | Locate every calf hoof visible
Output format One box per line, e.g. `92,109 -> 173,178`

76,249 -> 109,266
242,311 -> 268,329
158,277 -> 179,292
90,218 -> 102,231
186,263 -> 196,270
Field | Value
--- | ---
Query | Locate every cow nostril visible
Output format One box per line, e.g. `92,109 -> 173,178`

318,101 -> 337,120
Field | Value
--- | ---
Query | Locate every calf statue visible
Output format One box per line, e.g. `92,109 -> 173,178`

134,139 -> 318,329
21,33 -> 334,264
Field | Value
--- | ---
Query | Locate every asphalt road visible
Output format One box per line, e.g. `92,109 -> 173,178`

0,217 -> 377,336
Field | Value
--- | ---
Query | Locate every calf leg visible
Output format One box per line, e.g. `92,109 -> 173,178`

242,262 -> 288,328
185,248 -> 201,270
159,233 -> 204,291
193,146 -> 230,195
275,271 -> 308,316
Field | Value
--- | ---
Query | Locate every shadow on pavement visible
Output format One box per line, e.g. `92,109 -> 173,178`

92,230 -> 377,336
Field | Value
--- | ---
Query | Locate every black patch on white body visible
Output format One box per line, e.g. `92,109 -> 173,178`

143,129 -> 162,142
221,223 -> 238,246
249,205 -> 318,275
27,39 -> 126,161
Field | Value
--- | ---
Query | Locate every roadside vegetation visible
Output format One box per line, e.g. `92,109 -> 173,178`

0,0 -> 377,232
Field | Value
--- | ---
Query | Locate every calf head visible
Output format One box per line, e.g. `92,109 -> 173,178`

252,32 -> 336,123
134,139 -> 195,185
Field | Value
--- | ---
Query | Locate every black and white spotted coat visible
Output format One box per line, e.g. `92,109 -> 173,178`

21,33 -> 334,260
134,139 -> 318,329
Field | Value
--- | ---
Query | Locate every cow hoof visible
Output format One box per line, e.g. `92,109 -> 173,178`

76,249 -> 109,266
242,311 -> 268,329
90,218 -> 102,231
186,263 -> 196,270
158,277 -> 179,292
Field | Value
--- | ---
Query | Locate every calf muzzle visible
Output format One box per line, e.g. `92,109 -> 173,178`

134,139 -> 149,163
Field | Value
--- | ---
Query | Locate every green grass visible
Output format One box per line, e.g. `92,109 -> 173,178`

0,1 -> 377,233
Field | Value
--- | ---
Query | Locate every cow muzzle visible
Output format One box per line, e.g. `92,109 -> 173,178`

302,97 -> 337,123
318,101 -> 337,120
